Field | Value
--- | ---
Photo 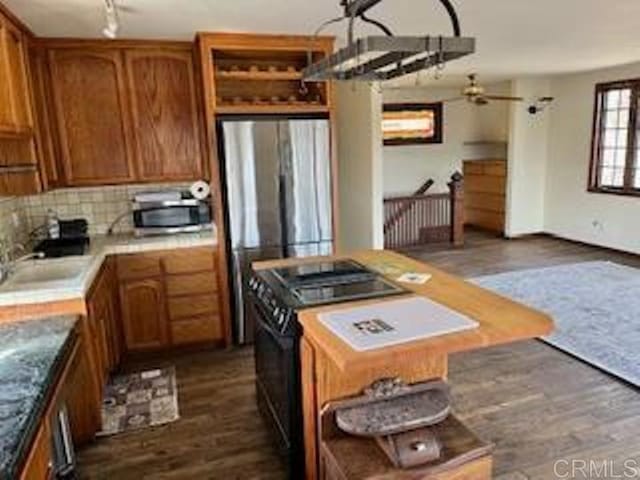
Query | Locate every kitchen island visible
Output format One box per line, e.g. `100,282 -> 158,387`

256,250 -> 554,479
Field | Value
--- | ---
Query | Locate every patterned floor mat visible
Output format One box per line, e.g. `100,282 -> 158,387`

98,366 -> 180,436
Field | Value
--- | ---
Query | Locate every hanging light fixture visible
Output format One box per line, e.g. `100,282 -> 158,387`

302,0 -> 475,82
102,0 -> 120,39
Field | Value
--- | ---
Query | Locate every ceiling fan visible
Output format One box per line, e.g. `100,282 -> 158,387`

443,74 -> 524,105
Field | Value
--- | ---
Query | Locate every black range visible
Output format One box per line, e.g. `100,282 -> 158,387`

247,259 -> 406,477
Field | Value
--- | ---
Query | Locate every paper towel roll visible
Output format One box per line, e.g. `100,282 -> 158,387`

190,180 -> 211,200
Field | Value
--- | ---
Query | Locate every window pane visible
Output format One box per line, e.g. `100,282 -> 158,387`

617,129 -> 628,148
620,89 -> 631,108
618,109 -> 629,127
604,129 -> 618,147
613,168 -> 625,186
600,167 -> 614,186
605,110 -> 619,128
606,90 -> 621,109
602,149 -> 616,165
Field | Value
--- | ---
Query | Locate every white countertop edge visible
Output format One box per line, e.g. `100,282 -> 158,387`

0,232 -> 217,308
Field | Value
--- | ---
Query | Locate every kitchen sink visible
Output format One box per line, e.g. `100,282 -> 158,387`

5,257 -> 91,286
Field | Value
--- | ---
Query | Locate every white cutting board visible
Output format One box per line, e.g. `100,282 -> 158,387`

317,296 -> 479,352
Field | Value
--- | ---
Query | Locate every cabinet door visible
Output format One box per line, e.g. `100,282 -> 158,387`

29,46 -> 61,189
120,278 -> 169,351
0,18 -> 32,135
125,49 -> 204,181
102,261 -> 122,370
3,21 -> 32,132
49,49 -> 136,185
87,260 -> 121,374
19,422 -> 52,480
0,21 -> 13,130
64,337 -> 100,445
88,295 -> 111,382
0,170 -> 41,196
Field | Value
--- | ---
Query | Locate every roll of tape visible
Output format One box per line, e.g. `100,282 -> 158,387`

190,180 -> 211,200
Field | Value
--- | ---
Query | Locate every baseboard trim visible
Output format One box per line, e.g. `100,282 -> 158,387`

536,232 -> 640,257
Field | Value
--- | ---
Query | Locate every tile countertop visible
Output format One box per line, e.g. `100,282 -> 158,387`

0,231 -> 217,307
0,315 -> 77,480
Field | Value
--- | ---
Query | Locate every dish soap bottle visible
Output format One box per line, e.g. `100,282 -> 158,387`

47,209 -> 60,239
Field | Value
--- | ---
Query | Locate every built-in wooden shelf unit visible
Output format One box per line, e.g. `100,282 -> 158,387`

200,33 -> 334,114
196,32 -> 337,347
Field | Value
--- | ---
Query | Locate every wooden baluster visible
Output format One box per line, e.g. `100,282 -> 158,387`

448,171 -> 465,247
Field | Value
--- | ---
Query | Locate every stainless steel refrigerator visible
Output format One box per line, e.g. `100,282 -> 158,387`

218,117 -> 333,344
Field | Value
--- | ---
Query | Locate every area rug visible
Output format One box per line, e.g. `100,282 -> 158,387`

473,261 -> 640,387
98,366 -> 180,436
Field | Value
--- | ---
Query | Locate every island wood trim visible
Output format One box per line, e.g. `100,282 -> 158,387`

257,250 -> 554,373
298,251 -> 553,371
301,337 -> 319,480
301,333 -> 448,480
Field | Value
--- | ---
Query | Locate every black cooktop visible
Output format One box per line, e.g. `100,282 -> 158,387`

268,259 -> 405,308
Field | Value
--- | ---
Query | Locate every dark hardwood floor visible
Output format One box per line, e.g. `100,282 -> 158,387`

77,231 -> 640,479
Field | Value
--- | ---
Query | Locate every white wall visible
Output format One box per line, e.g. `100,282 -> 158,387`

505,77 -> 552,237
545,61 -> 640,254
382,83 -> 510,196
335,82 -> 384,252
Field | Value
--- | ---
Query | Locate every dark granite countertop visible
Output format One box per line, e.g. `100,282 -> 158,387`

0,316 -> 77,480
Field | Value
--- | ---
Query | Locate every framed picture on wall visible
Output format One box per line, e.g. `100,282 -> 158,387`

382,102 -> 443,146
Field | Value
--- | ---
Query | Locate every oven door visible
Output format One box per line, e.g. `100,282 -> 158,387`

250,297 -> 301,458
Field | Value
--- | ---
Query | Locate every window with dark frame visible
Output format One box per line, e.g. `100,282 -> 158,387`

589,79 -> 640,195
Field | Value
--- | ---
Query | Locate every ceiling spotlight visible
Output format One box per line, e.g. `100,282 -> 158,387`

528,96 -> 554,115
102,0 -> 119,39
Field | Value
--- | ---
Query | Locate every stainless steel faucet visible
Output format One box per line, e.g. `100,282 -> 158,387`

0,239 -> 45,284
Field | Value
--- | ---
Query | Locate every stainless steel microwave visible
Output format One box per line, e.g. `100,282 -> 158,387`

132,191 -> 212,237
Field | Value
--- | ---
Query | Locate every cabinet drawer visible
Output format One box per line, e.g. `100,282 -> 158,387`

117,254 -> 162,280
166,271 -> 217,297
168,294 -> 219,320
163,248 -> 215,275
170,315 -> 221,345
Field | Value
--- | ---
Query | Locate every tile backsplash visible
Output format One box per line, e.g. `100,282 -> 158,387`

0,197 -> 30,250
23,182 -> 191,237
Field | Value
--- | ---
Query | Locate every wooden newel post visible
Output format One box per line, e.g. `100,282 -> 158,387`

448,171 -> 464,247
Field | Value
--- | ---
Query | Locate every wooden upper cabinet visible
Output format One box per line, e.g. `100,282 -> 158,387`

0,16 -> 33,135
29,47 -> 61,188
48,49 -> 136,186
0,22 -> 13,130
125,49 -> 204,181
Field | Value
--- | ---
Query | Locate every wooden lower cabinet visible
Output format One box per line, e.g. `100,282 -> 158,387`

170,314 -> 221,346
463,159 -> 507,234
116,246 -> 224,352
84,258 -> 121,408
20,331 -> 101,478
64,335 -> 101,445
120,277 -> 169,351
